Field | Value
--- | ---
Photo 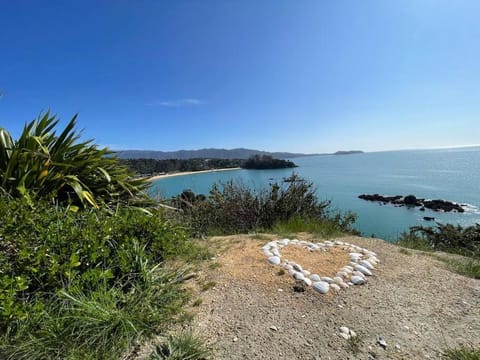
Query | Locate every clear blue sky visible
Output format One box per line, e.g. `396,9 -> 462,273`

1,0 -> 479,153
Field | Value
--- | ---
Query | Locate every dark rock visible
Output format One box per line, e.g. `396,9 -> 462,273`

293,280 -> 306,292
404,195 -> 417,206
358,194 -> 465,213
423,216 -> 435,221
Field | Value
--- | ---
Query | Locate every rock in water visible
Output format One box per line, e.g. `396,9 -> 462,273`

313,281 -> 330,294
267,256 -> 281,265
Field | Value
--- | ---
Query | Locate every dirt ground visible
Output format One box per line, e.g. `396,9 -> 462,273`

190,234 -> 480,359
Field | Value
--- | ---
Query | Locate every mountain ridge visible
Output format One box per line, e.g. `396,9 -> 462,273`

114,148 -> 320,160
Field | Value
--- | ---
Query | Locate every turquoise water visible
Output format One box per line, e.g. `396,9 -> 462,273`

148,147 -> 480,240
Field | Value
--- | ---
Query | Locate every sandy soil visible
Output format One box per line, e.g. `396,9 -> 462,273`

146,167 -> 241,181
190,234 -> 480,359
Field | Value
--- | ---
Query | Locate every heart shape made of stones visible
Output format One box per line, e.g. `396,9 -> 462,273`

262,238 -> 379,295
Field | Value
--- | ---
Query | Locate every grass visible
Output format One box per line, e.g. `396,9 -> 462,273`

201,281 -> 216,292
445,345 -> 480,359
346,334 -> 364,355
149,332 -> 210,360
272,216 -> 353,239
398,248 -> 412,255
428,254 -> 480,279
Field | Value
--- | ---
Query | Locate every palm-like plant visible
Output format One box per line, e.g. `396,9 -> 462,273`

0,112 -> 149,208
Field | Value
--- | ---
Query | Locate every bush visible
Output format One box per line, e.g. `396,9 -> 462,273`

397,223 -> 480,259
0,198 -> 206,357
169,174 -> 357,236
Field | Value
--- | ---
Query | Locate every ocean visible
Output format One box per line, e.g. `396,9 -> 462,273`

148,147 -> 480,240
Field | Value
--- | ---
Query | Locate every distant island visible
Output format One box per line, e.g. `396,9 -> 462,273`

334,150 -> 364,155
242,155 -> 297,170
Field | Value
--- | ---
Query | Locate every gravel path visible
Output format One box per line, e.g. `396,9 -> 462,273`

193,234 -> 480,359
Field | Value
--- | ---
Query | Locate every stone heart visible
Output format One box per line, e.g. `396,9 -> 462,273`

262,238 -> 379,295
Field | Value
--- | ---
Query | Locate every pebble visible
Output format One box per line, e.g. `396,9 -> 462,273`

378,337 -> 387,349
339,332 -> 351,340
359,259 -> 374,270
293,272 -> 305,281
312,281 -> 330,294
351,275 -> 365,285
293,263 -> 303,272
330,283 -> 341,291
261,238 -> 379,295
270,325 -> 278,331
354,264 -> 373,276
233,337 -> 238,342
339,326 -> 349,334
267,256 -> 281,265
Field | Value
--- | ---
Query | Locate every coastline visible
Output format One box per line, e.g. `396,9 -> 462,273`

146,167 -> 242,182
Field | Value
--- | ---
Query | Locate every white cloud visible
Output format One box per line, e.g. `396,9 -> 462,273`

147,98 -> 204,107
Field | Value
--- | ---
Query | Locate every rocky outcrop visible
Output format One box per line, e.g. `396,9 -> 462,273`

358,194 -> 465,213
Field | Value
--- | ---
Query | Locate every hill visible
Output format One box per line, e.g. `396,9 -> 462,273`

114,148 -> 317,160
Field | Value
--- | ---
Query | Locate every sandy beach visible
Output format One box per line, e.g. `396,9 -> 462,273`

147,167 -> 241,181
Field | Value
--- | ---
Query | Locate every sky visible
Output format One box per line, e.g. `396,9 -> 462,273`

0,0 -> 479,153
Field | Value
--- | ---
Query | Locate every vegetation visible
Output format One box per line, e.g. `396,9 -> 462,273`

121,157 -> 242,177
168,173 -> 357,237
397,223 -> 480,278
0,114 -> 209,359
120,154 -> 296,177
149,332 -> 210,360
0,112 -> 149,209
0,198 -> 208,359
397,223 -> 480,259
445,345 -> 480,360
242,154 -> 297,169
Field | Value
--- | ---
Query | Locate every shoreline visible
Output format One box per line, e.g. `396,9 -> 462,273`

146,167 -> 242,181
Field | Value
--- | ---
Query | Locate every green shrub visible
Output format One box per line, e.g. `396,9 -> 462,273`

0,112 -> 149,208
149,332 -> 210,360
0,198 -> 197,331
397,223 -> 480,258
170,174 -> 357,236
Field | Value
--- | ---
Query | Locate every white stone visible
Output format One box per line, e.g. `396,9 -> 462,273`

330,284 -> 341,291
312,281 -> 330,294
339,326 -> 350,334
349,261 -> 357,267
321,277 -> 334,283
263,249 -> 273,257
293,263 -> 303,272
303,278 -> 312,286
351,275 -> 365,285
310,274 -> 321,282
267,256 -> 281,265
360,259 -> 374,270
352,271 -> 366,278
287,269 -> 296,276
354,264 -> 372,276
302,270 -> 311,276
339,282 -> 349,289
279,239 -> 290,245
333,277 -> 344,284
339,332 -> 351,340
283,264 -> 293,270
293,272 -> 305,281
272,248 -> 281,257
